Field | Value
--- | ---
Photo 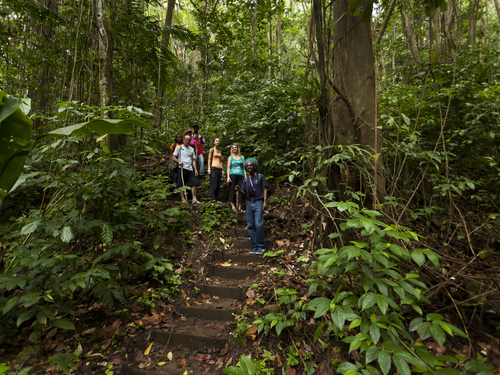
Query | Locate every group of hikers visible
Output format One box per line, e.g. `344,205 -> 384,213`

168,124 -> 268,255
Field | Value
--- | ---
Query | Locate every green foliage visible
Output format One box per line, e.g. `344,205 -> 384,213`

48,348 -> 79,374
224,353 -> 275,375
241,200 -> 477,375
202,203 -> 235,233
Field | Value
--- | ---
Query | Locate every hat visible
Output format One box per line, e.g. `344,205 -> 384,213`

244,158 -> 258,170
184,129 -> 192,134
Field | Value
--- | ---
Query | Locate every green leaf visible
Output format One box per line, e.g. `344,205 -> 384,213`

369,324 -> 380,344
411,249 -> 425,267
2,296 -> 19,314
101,224 -> 113,245
52,318 -> 76,330
60,226 -> 74,243
375,295 -> 389,315
308,297 -> 331,319
392,353 -> 411,375
430,324 -> 446,346
331,305 -> 346,330
434,369 -> 464,375
361,293 -> 376,311
314,323 -> 325,341
20,219 -> 41,236
464,360 -> 494,375
223,367 -> 247,375
239,355 -> 255,375
0,95 -> 20,123
378,350 -> 391,375
366,346 -> 380,364
17,309 -> 37,326
19,291 -> 41,307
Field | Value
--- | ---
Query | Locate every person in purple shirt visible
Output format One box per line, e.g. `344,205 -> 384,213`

235,158 -> 268,255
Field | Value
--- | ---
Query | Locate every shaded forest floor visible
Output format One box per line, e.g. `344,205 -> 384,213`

1,160 -> 500,374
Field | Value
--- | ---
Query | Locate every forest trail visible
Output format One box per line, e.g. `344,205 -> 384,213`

123,209 -> 269,375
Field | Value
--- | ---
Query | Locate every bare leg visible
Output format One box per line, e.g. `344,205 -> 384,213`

180,190 -> 187,202
192,186 -> 198,202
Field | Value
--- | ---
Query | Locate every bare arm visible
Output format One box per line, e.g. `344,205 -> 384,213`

208,148 -> 213,174
263,187 -> 267,209
192,157 -> 198,175
242,156 -> 247,178
227,156 -> 232,183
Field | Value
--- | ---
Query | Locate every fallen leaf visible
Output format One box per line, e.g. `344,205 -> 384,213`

428,342 -> 447,356
213,325 -> 218,330
113,358 -> 121,365
141,313 -> 162,326
99,320 -> 122,338
317,359 -> 333,375
285,369 -> 296,375
181,290 -> 187,299
179,359 -> 186,366
246,289 -> 255,299
82,327 -> 96,335
183,371 -> 188,375
219,262 -> 231,267
101,338 -> 112,350
167,352 -> 173,361
196,353 -> 211,362
157,362 -> 166,367
220,345 -> 229,356
75,344 -> 83,356
144,342 -> 154,356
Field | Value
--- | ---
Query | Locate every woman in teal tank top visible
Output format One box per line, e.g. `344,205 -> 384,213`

227,144 -> 246,212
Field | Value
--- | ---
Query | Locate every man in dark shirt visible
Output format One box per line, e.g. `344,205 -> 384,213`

235,158 -> 267,255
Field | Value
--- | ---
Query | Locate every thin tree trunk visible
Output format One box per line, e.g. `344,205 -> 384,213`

252,0 -> 257,60
467,0 -> 478,46
401,8 -> 421,62
154,0 -> 176,128
277,14 -> 282,77
375,0 -> 397,45
494,0 -> 500,24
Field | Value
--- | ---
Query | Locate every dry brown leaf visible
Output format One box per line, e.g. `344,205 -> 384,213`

144,342 -> 154,356
213,324 -> 218,330
427,342 -> 447,356
196,353 -> 211,362
247,325 -> 258,335
285,369 -> 296,375
179,359 -> 186,366
246,289 -> 255,299
167,352 -> 173,361
101,338 -> 112,350
220,345 -> 229,356
82,327 -> 96,335
181,289 -> 187,299
99,320 -> 122,338
317,359 -> 334,375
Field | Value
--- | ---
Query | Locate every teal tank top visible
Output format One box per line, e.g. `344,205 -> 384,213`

230,156 -> 244,176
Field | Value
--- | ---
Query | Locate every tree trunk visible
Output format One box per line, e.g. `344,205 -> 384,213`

493,0 -> 500,24
252,0 -> 257,60
154,0 -> 176,128
277,14 -> 282,77
332,0 -> 385,205
444,0 -> 455,51
375,0 -> 397,45
401,9 -> 421,63
467,0 -> 478,46
96,0 -> 117,149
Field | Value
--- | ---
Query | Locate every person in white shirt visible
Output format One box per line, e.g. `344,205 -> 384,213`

172,134 -> 201,204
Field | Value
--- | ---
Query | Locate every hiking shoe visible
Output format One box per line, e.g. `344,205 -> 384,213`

249,249 -> 258,254
254,248 -> 266,255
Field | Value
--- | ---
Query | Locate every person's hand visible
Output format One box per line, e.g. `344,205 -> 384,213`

178,161 -> 184,167
208,168 -> 211,175
227,178 -> 231,183
235,185 -> 240,192
263,202 -> 267,210
195,170 -> 198,176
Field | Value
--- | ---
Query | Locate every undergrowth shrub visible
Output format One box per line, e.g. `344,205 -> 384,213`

228,201 -> 493,375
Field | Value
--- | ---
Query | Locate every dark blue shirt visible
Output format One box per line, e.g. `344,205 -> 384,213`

241,173 -> 268,200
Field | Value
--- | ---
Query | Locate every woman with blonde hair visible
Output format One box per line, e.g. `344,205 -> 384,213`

207,137 -> 224,203
227,143 -> 246,212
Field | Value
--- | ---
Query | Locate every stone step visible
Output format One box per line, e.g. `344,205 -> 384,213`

152,330 -> 226,350
224,252 -> 263,264
177,298 -> 237,321
195,284 -> 244,299
209,265 -> 256,279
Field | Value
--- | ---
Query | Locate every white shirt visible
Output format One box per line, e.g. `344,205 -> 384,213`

173,145 -> 196,172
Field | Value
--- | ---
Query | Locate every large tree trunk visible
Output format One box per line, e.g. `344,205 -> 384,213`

332,0 -> 385,205
444,0 -> 455,51
277,14 -> 282,77
401,9 -> 421,63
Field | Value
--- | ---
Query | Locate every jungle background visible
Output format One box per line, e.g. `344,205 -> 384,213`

1,0 -> 500,373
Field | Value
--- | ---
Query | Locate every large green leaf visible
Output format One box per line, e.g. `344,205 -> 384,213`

0,93 -> 33,200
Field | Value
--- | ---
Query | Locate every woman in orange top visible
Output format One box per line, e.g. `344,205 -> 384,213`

169,134 -> 183,186
207,137 -> 224,203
